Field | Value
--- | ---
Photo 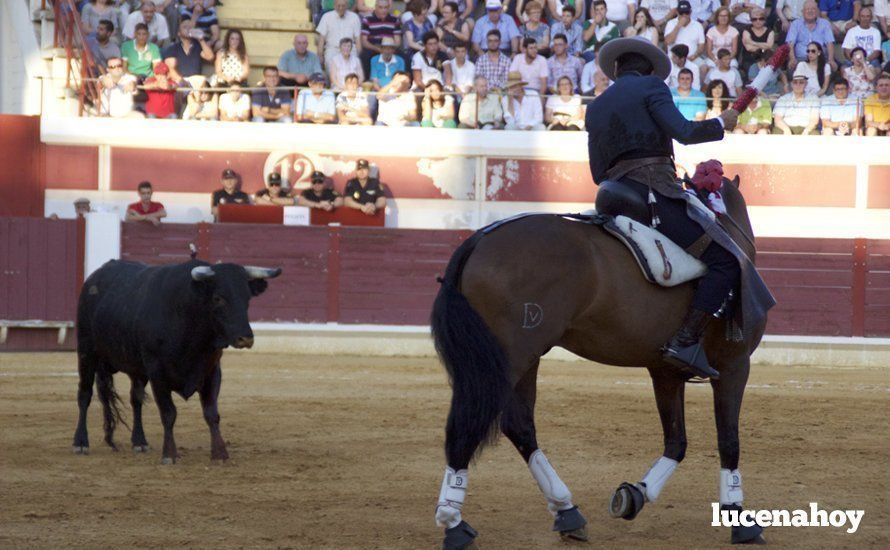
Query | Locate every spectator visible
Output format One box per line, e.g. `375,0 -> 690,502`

590,69 -> 612,97
581,1 -> 620,62
546,76 -> 585,129
179,0 -> 221,50
704,7 -> 739,74
728,0 -> 766,27
412,32 -> 449,88
502,72 -> 545,130
786,1 -> 836,69
819,0 -> 858,43
255,173 -> 295,206
218,83 -> 252,122
81,0 -> 124,38
624,8 -> 659,45
375,71 -> 420,126
740,8 -> 774,73
330,38 -> 365,91
317,0 -> 362,69
546,0 -> 585,23
99,57 -> 143,117
843,47 -> 878,99
519,1 -> 551,54
666,44 -> 701,90
126,181 -> 167,225
162,18 -> 214,81
842,8 -> 882,65
704,79 -> 730,118
880,2 -> 890,41
749,48 -> 789,96
420,79 -> 458,127
580,58 -> 598,95
547,33 -> 584,92
471,0 -> 521,56
278,34 -> 323,87
603,0 -> 637,34
773,72 -> 820,134
370,37 -> 407,91
211,168 -> 250,220
437,1 -> 471,57
475,30 -> 512,89
664,1 -> 705,67
640,0 -> 677,29
510,37 -> 549,93
122,1 -> 170,45
296,73 -> 338,123
458,75 -> 505,128
444,42 -> 476,95
251,67 -> 293,123
344,159 -> 387,216
671,67 -> 707,120
121,23 -> 161,78
402,0 -> 436,61
182,80 -> 218,120
550,6 -> 584,56
142,61 -> 179,118
864,73 -> 890,136
214,29 -> 250,86
687,0 -> 720,25
734,94 -> 773,134
361,0 -> 403,76
74,198 -> 92,218
779,0 -> 809,31
794,41 -> 831,96
299,171 -> 343,210
821,77 -> 860,135
705,49 -> 743,97
337,73 -> 374,125
85,19 -> 121,69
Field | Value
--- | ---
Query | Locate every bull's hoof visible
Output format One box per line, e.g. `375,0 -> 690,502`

442,520 -> 477,550
609,482 -> 645,521
132,445 -> 150,453
554,506 -> 588,541
160,456 -> 176,465
72,445 -> 89,455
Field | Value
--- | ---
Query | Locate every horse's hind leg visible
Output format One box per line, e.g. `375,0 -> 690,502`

501,360 -> 588,540
72,352 -> 96,454
712,356 -> 765,544
129,374 -> 149,452
610,368 -> 687,521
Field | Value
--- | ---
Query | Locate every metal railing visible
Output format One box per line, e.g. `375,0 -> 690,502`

51,0 -> 103,116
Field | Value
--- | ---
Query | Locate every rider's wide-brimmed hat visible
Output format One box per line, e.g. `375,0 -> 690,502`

597,37 -> 672,82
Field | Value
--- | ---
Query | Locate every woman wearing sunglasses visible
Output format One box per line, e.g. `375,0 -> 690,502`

793,41 -> 830,97
740,8 -> 774,73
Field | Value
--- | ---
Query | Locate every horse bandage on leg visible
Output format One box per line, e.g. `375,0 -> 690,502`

719,468 -> 744,505
639,456 -> 678,502
436,467 -> 468,529
528,450 -> 574,514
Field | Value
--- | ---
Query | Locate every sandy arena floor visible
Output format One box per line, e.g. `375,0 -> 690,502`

0,352 -> 888,549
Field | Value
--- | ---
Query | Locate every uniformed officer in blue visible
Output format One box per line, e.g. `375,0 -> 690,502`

586,37 -> 754,380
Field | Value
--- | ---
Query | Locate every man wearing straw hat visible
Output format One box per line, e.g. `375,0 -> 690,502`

585,36 -> 775,380
501,71 -> 545,130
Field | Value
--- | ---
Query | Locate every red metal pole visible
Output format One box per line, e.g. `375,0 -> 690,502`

851,238 -> 867,337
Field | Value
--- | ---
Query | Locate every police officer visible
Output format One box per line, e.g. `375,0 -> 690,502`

585,37 -> 740,380
344,159 -> 387,216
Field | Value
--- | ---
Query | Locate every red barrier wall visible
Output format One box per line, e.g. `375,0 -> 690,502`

0,115 -> 43,217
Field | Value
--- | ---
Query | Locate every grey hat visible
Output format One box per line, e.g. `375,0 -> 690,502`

597,37 -> 672,82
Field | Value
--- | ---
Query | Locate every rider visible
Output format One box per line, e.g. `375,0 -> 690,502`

585,37 -> 740,380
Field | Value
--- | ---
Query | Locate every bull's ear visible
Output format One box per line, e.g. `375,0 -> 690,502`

248,278 -> 269,297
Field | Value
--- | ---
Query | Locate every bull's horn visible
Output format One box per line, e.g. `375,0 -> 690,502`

244,266 -> 282,279
191,266 -> 215,281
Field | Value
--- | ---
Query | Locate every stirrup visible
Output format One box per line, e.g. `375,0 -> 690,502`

662,341 -> 720,380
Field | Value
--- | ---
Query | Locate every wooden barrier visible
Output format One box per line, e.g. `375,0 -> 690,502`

217,204 -> 386,227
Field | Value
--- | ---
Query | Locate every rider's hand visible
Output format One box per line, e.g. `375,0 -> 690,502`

719,109 -> 739,131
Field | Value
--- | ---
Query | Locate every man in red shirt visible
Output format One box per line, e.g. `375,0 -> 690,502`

143,61 -> 179,119
126,181 -> 167,225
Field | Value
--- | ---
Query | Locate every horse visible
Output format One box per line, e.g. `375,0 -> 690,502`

430,176 -> 768,548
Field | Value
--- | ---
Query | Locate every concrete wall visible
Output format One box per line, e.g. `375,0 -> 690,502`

0,0 -> 43,115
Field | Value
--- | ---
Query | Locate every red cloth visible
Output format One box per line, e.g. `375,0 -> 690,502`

143,76 -> 176,118
690,160 -> 724,194
128,201 -> 164,215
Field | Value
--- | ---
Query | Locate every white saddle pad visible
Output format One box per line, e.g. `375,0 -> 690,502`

612,215 -> 707,287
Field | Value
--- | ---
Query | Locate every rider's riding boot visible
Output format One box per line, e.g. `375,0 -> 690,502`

662,308 -> 720,380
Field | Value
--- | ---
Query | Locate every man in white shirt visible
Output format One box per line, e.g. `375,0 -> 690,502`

641,0 -> 678,28
502,72 -> 545,130
704,48 -> 743,96
317,0 -> 363,68
444,43 -> 476,95
664,1 -> 706,65
218,83 -> 252,122
411,32 -> 448,88
509,38 -> 549,93
122,2 -> 170,45
329,38 -> 365,91
665,44 -> 701,89
842,7 -> 882,64
772,73 -> 819,134
728,0 -> 766,26
99,57 -> 143,118
604,0 -> 637,33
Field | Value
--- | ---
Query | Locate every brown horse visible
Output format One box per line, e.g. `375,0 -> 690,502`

431,177 -> 767,548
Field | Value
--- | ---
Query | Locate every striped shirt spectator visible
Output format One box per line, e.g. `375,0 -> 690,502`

474,35 -> 512,90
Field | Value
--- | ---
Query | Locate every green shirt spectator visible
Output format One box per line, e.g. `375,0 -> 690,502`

121,39 -> 161,77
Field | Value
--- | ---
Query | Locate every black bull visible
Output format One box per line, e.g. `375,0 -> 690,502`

72,259 -> 280,463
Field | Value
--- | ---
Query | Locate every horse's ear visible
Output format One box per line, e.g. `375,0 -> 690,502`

730,175 -> 740,189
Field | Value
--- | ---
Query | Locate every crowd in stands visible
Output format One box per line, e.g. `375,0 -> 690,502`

79,0 -> 890,134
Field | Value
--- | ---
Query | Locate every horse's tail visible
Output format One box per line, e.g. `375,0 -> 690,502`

95,367 -> 128,449
431,233 -> 511,465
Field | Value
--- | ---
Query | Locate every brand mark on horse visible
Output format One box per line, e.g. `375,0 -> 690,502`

522,303 -> 544,329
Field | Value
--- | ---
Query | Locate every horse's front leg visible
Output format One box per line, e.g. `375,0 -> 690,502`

711,355 -> 766,544
609,368 -> 687,521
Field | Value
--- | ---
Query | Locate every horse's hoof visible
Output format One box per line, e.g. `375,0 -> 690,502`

554,506 -> 588,540
160,457 -> 176,465
72,445 -> 89,455
609,482 -> 645,521
442,520 -> 477,550
132,445 -> 149,453
211,450 -> 229,461
732,524 -> 766,544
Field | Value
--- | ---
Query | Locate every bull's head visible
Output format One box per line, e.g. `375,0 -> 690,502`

191,264 -> 281,349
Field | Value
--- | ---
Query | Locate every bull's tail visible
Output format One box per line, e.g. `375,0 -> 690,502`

431,233 -> 511,469
95,368 -> 128,450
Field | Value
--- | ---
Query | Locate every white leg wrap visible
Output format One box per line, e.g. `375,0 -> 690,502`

640,456 -> 679,502
435,467 -> 468,529
719,468 -> 744,505
528,450 -> 574,514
